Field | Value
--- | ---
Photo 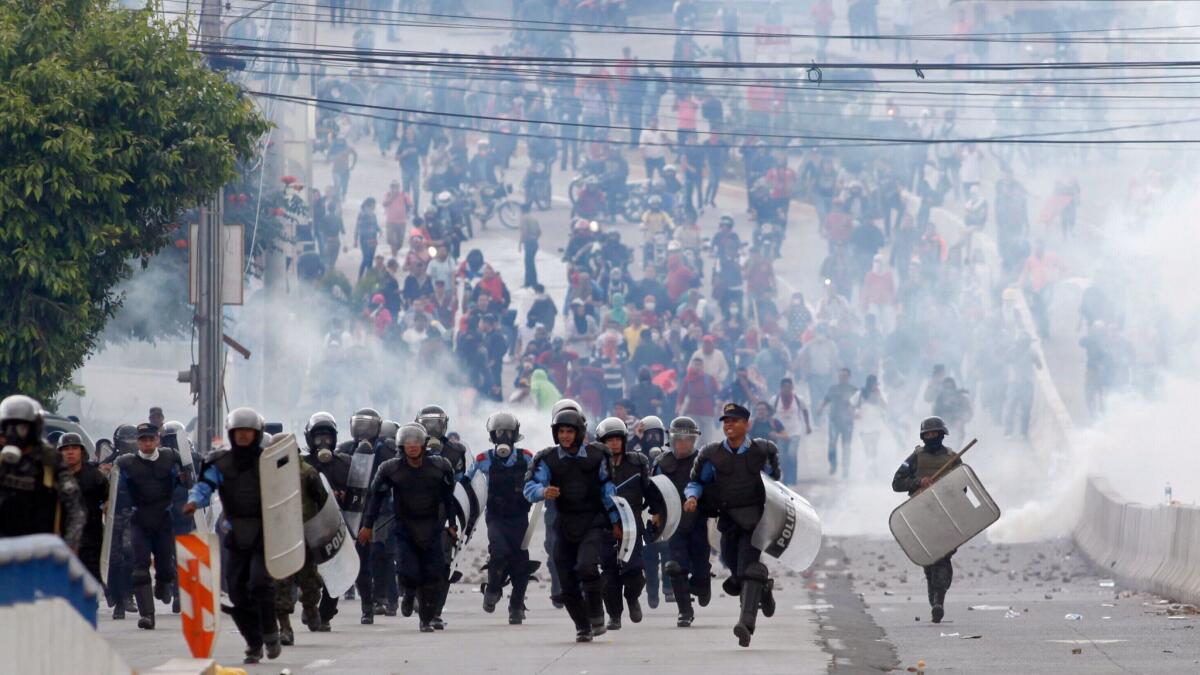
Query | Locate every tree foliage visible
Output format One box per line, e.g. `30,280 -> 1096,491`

0,0 -> 269,404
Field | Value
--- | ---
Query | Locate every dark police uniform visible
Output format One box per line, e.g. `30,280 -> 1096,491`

601,449 -> 659,627
364,453 -> 456,630
117,436 -> 182,625
310,448 -> 352,627
892,443 -> 960,613
654,447 -> 710,623
469,447 -> 535,622
524,443 -> 619,638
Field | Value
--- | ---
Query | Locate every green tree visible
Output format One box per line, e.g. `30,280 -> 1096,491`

0,0 -> 269,404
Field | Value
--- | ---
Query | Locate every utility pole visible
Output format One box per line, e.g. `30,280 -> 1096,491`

196,0 -> 225,455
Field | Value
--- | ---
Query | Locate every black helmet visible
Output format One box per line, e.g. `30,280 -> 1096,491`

0,395 -> 44,447
416,404 -> 449,439
304,411 -> 338,450
550,399 -> 584,425
551,408 -> 587,441
486,411 -> 522,447
397,423 -> 428,449
920,416 -> 949,436
113,424 -> 139,453
56,432 -> 84,452
349,407 -> 382,441
596,417 -> 628,442
225,406 -> 265,450
669,416 -> 701,442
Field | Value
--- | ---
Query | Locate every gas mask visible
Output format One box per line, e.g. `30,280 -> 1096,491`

643,430 -> 664,450
494,444 -> 513,459
317,448 -> 333,463
0,445 -> 20,464
1,421 -> 32,463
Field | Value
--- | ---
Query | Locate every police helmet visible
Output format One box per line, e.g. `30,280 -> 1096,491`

416,404 -> 450,439
225,406 -> 265,449
349,407 -> 382,441
550,399 -> 582,422
380,420 -> 400,443
56,432 -> 85,452
920,416 -> 949,436
304,411 -> 338,449
596,417 -> 628,442
647,194 -> 663,208
551,408 -> 587,439
397,423 -> 428,449
0,395 -> 44,447
486,411 -> 522,447
669,416 -> 701,442
436,191 -> 453,207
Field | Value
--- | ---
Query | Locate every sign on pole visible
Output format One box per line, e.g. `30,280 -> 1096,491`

188,223 -> 245,305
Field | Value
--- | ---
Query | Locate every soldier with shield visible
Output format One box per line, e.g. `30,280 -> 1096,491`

336,407 -> 395,625
184,408 -> 283,664
891,416 -> 961,625
654,416 -> 711,627
358,423 -> 457,633
274,446 -> 329,645
684,403 -> 781,648
466,411 -> 536,625
415,404 -> 469,629
523,408 -> 621,643
304,412 -> 355,631
596,416 -> 664,631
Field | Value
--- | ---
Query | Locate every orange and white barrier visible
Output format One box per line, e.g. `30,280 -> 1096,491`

175,532 -> 220,659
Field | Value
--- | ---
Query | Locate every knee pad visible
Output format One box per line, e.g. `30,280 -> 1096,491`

664,561 -> 682,576
131,570 -> 152,586
743,562 -> 769,583
722,576 -> 741,596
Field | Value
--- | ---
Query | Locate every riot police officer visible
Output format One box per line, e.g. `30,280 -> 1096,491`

892,416 -> 960,624
305,412 -> 351,631
102,423 -> 139,617
116,423 -> 185,629
0,395 -> 85,551
337,407 -> 395,625
523,408 -> 620,642
468,412 -> 535,625
654,416 -> 710,627
541,398 -> 586,608
58,432 -> 107,584
275,441 -> 329,646
597,417 -> 660,631
415,404 -> 467,628
632,415 -> 670,607
359,423 -> 457,633
684,403 -> 781,648
160,420 -> 195,614
184,408 -> 282,664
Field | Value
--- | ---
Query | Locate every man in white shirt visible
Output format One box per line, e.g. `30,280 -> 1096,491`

771,377 -> 812,484
641,118 -> 670,181
690,335 -> 730,385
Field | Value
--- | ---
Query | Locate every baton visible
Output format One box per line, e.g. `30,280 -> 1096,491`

916,438 -> 977,495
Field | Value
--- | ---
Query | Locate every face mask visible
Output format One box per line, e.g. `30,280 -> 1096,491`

494,444 -> 513,459
317,448 -> 333,463
924,434 -> 944,449
0,445 -> 20,464
646,303 -> 657,312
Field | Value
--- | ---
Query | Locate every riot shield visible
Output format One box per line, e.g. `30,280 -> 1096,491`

889,463 -> 1000,567
612,496 -> 638,563
99,463 -> 123,584
647,475 -> 682,543
451,482 -> 473,540
308,475 -> 360,597
521,501 -> 543,551
259,434 -> 305,579
342,441 -> 375,533
751,475 -> 822,573
176,532 -> 220,658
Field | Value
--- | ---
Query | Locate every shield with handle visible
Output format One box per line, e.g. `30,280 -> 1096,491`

307,474 -> 360,597
99,463 -> 124,584
259,433 -> 305,579
342,441 -> 375,533
612,496 -> 638,563
647,474 -> 681,543
889,463 -> 1000,567
751,475 -> 823,573
521,501 -> 543,551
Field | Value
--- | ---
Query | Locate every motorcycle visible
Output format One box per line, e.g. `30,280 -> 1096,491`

523,162 -> 553,211
753,221 -> 784,260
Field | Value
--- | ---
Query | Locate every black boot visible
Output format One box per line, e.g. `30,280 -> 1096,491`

401,587 -> 416,617
302,605 -> 321,632
603,580 -> 623,630
264,633 -> 282,660
134,585 -> 155,630
171,580 -> 181,614
360,597 -> 374,625
508,601 -> 526,625
932,589 -> 946,624
668,567 -> 694,627
734,564 -> 768,648
418,582 -> 441,633
623,572 -> 645,624
760,578 -> 776,618
562,594 -> 592,642
584,584 -> 607,636
692,576 -> 712,608
243,645 -> 263,664
112,599 -> 126,621
278,614 -> 294,646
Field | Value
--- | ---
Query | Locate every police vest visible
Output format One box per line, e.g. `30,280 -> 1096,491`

210,449 -> 264,550
435,438 -> 468,475
702,440 -> 768,530
379,456 -> 452,546
915,446 -> 957,481
611,451 -> 649,513
310,452 -> 352,496
0,446 -> 60,538
119,450 -> 178,528
537,445 -> 607,542
486,451 -> 530,518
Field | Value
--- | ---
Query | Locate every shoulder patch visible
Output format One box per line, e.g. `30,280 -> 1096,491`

475,452 -> 488,463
